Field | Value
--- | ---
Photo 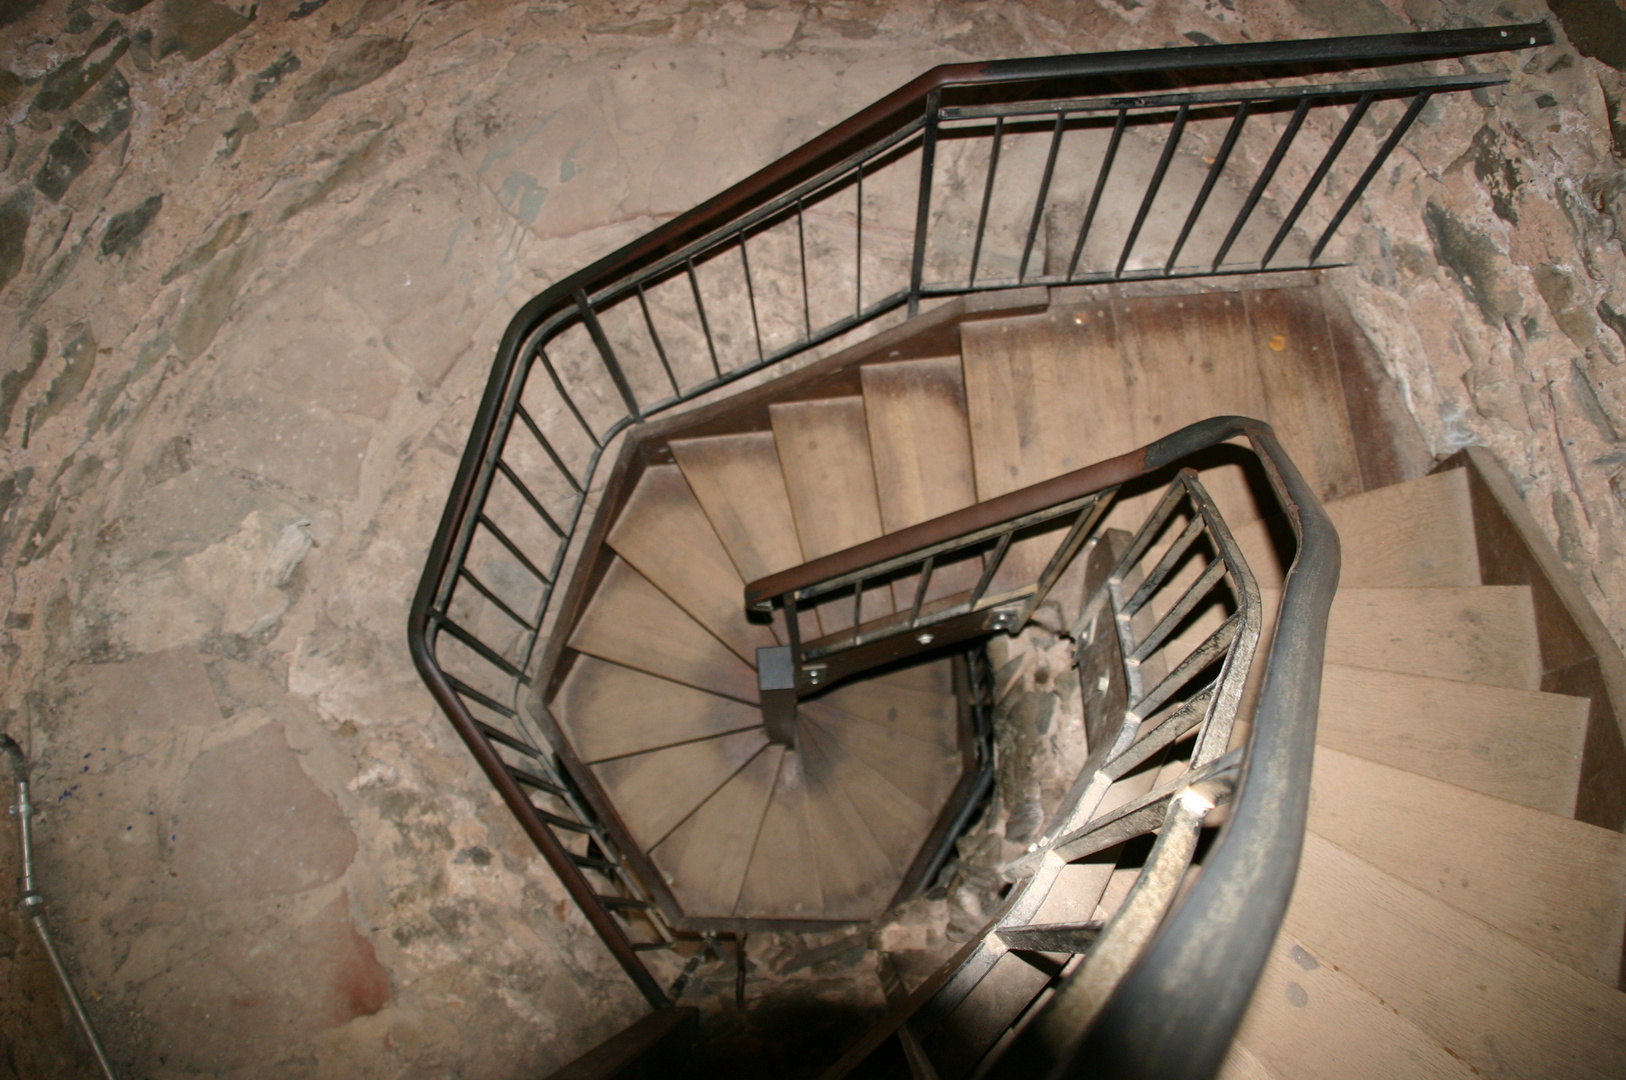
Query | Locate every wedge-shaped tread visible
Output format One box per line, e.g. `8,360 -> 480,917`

1232,930 -> 1478,1080
569,557 -> 759,702
801,717 -> 933,875
735,750 -> 825,919
1216,1042 -> 1281,1080
1316,664 -> 1586,815
1287,832 -> 1626,1080
590,728 -> 768,851
1235,470 -> 1480,590
803,734 -> 904,921
554,657 -> 763,764
925,950 -> 1053,1080
1264,586 -> 1540,690
817,679 -> 959,754
1308,747 -> 1626,983
798,700 -> 958,813
608,464 -> 778,663
862,357 -> 979,529
670,432 -> 805,583
652,745 -> 782,918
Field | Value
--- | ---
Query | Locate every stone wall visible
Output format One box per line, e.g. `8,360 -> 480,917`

0,0 -> 1621,1076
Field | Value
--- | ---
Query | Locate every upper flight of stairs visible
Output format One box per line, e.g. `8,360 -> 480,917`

532,278 -> 1626,1076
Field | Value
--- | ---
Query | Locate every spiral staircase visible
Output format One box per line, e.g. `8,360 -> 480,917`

410,23 -> 1626,1080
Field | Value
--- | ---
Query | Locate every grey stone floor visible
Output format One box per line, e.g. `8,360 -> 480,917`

0,0 -> 1623,1076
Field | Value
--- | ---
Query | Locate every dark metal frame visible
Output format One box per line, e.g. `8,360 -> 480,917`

409,25 -> 1550,1010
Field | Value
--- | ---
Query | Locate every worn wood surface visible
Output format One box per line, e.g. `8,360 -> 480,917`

650,745 -> 782,918
554,656 -> 764,764
735,751 -> 825,919
590,728 -> 769,851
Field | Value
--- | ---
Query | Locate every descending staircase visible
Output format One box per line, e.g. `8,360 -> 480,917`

407,24 -> 1626,1079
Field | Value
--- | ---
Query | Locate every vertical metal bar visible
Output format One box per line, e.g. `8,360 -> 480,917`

908,90 -> 942,317
783,592 -> 803,665
1025,493 -> 1114,620
1262,92 -> 1374,269
573,290 -> 641,419
685,256 -> 722,377
739,239 -> 764,362
1211,96 -> 1311,270
796,197 -> 812,339
970,531 -> 1014,607
536,348 -> 602,448
851,578 -> 864,645
1310,91 -> 1431,264
634,285 -> 681,398
855,163 -> 864,316
909,555 -> 935,629
1019,112 -> 1067,282
1116,104 -> 1189,279
514,404 -> 584,494
1165,101 -> 1251,275
1069,108 -> 1128,279
970,115 -> 1004,287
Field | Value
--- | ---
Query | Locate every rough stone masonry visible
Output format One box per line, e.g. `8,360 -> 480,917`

0,0 -> 1623,1077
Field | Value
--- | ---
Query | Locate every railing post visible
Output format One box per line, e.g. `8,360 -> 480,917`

908,90 -> 941,317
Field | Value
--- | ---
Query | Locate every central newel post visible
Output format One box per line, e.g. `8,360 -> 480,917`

756,645 -> 799,745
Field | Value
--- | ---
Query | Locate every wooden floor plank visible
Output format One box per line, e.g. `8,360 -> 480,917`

1308,746 -> 1626,984
651,745 -> 783,918
608,463 -> 778,663
568,556 -> 760,702
1316,663 -> 1587,815
735,750 -> 825,919
1286,831 -> 1626,1080
553,656 -> 764,764
591,728 -> 769,851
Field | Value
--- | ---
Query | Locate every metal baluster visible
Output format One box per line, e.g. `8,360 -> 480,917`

685,256 -> 722,377
908,555 -> 935,629
535,348 -> 601,448
1069,107 -> 1127,280
1309,91 -> 1431,264
495,458 -> 566,537
851,578 -> 865,646
574,290 -> 641,419
970,531 -> 1014,608
970,116 -> 1004,286
1165,100 -> 1251,275
739,238 -> 764,362
1261,92 -> 1374,268
1210,96 -> 1311,270
1019,112 -> 1067,282
634,284 -> 681,398
513,404 -> 584,494
796,196 -> 812,338
908,90 -> 941,317
1117,104 -> 1189,279
855,163 -> 864,316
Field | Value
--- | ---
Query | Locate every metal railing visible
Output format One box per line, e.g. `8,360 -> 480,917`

409,25 -> 1550,1009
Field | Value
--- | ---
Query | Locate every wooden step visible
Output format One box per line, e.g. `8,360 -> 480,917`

1230,929 -> 1478,1080
734,750 -> 825,919
801,737 -> 905,921
800,716 -> 933,875
797,700 -> 959,814
568,556 -> 760,701
770,396 -> 893,628
1261,585 -> 1540,690
670,431 -> 806,582
862,357 -> 983,607
1216,1042 -> 1281,1080
816,678 -> 959,754
1114,290 -> 1267,445
1316,663 -> 1587,815
871,657 -> 954,697
607,463 -> 778,664
1285,831 -> 1626,1080
650,744 -> 783,918
554,656 -> 763,763
1233,469 -> 1480,590
1307,746 -> 1626,984
590,728 -> 769,851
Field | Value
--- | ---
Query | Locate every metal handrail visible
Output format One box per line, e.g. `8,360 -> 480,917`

409,25 -> 1546,1012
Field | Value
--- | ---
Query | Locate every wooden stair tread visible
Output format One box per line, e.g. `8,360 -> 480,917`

569,557 -> 761,702
802,738 -> 905,921
1216,1042 -> 1282,1080
770,396 -> 893,629
862,357 -> 979,529
735,750 -> 825,919
554,656 -> 763,764
1307,746 -> 1626,984
607,463 -> 777,664
1316,663 -> 1587,815
650,744 -> 783,918
670,431 -> 805,582
1286,831 -> 1626,1080
590,728 -> 769,851
869,657 -> 954,697
797,700 -> 958,812
1232,929 -> 1479,1080
815,678 -> 959,754
1260,585 -> 1540,690
1115,290 -> 1268,444
800,717 -> 934,875
1234,469 -> 1480,590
